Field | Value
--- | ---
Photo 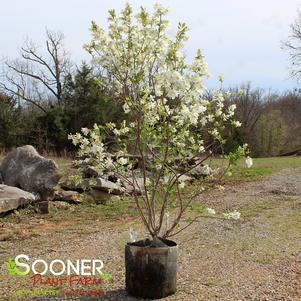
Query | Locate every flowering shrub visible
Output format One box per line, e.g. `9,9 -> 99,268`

69,4 -> 250,238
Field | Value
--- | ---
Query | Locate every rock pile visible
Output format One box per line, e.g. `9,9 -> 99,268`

0,145 -> 212,216
60,156 -> 212,204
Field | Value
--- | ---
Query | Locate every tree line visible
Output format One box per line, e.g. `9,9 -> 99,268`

0,30 -> 300,157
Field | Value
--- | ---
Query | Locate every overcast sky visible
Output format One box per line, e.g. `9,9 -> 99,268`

1,0 -> 301,92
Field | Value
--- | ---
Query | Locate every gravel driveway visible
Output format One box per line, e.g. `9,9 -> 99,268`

0,168 -> 300,301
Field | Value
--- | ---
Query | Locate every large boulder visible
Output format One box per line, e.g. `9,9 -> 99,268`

0,145 -> 61,200
0,184 -> 35,215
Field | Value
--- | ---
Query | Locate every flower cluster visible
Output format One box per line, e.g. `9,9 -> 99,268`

84,4 -> 244,164
68,124 -> 133,181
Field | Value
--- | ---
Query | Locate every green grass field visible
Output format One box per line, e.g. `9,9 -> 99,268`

226,156 -> 301,182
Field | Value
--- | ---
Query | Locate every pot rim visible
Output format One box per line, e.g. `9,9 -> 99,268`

126,237 -> 178,249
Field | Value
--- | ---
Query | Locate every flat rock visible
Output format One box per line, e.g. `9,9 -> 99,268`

60,177 -> 125,195
93,177 -> 125,195
54,190 -> 83,204
163,174 -> 194,184
0,184 -> 35,215
90,189 -> 121,204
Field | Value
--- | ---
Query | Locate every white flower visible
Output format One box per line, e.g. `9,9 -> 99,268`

179,182 -> 186,189
245,156 -> 253,168
218,74 -> 224,83
123,103 -> 130,113
198,145 -> 205,153
90,132 -> 99,141
91,144 -> 100,154
215,108 -> 222,117
223,210 -> 241,220
206,208 -> 216,215
229,104 -> 236,112
118,157 -> 128,166
228,104 -> 236,117
81,138 -> 90,146
113,128 -> 120,136
207,114 -> 214,122
106,122 -> 116,129
81,128 -> 89,135
234,120 -> 242,127
105,157 -> 114,167
211,129 -> 219,137
120,126 -> 130,134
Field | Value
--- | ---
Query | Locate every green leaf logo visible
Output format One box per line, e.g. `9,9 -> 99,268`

99,272 -> 112,281
5,257 -> 28,276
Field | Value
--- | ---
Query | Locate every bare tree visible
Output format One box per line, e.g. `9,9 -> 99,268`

283,10 -> 301,80
233,83 -> 266,134
0,29 -> 70,112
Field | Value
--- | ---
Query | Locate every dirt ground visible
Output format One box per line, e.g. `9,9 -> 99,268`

0,167 -> 300,301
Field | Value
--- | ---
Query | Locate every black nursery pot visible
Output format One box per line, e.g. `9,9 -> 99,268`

125,238 -> 178,299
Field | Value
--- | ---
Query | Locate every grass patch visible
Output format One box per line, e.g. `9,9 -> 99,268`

0,195 -> 139,243
222,156 -> 301,182
48,156 -> 73,177
241,199 -> 278,219
231,197 -> 301,263
48,195 -> 138,223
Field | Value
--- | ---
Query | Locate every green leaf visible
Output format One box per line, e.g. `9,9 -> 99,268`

99,272 -> 113,281
5,257 -> 28,276
5,257 -> 16,276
